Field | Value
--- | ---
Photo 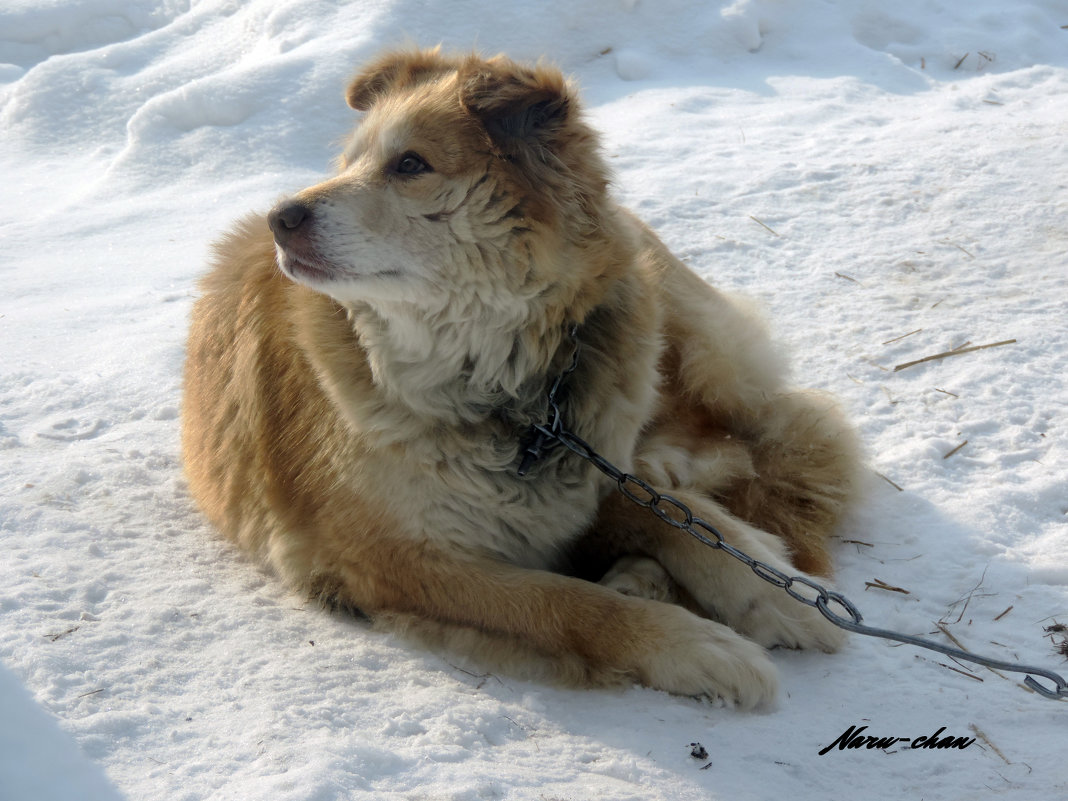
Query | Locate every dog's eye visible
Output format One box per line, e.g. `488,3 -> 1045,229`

394,152 -> 432,176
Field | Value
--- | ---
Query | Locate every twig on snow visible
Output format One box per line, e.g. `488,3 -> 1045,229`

749,216 -> 780,237
915,654 -> 984,682
940,239 -> 975,259
893,339 -> 1017,372
875,471 -> 904,492
935,622 -> 1011,682
943,440 -> 968,459
882,329 -> 923,345
865,578 -> 910,595
970,724 -> 1011,764
44,626 -> 79,642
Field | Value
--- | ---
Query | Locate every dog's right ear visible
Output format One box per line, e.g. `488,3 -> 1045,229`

345,47 -> 449,111
460,57 -> 572,156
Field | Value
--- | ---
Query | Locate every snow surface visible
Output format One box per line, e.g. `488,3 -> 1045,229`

2,1 -> 1067,799
0,662 -> 125,801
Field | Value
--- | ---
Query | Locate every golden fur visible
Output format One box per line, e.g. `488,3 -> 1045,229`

181,48 -> 861,708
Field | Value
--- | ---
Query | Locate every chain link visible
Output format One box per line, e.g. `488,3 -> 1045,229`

518,327 -> 1068,701
517,325 -> 581,477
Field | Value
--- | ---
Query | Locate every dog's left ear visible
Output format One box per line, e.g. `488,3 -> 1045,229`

460,57 -> 572,155
346,47 -> 452,111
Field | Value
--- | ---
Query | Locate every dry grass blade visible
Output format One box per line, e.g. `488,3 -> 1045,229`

44,626 -> 79,642
945,567 -> 994,624
934,622 -> 1011,681
993,605 -> 1013,621
882,329 -> 922,345
936,622 -> 968,651
893,339 -> 1017,372
970,724 -> 1011,764
941,240 -> 975,259
749,216 -> 780,237
916,654 -> 984,682
943,440 -> 968,459
944,664 -> 984,682
865,578 -> 910,595
875,471 -> 904,492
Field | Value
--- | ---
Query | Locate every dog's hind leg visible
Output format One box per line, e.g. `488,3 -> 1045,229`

720,390 -> 861,577
642,238 -> 862,577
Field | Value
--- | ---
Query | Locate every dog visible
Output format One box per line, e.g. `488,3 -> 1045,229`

181,48 -> 861,709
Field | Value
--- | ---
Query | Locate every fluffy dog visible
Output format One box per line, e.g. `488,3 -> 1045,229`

182,48 -> 860,708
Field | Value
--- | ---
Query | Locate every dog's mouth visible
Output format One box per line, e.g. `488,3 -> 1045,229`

275,246 -> 342,284
276,246 -> 406,288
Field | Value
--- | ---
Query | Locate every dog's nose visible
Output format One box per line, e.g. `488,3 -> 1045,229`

267,199 -> 311,246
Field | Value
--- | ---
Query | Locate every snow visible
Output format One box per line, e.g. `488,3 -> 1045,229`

0,662 -> 125,801
2,0 -> 1066,798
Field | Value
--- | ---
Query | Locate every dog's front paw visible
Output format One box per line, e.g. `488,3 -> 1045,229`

637,605 -> 779,709
733,584 -> 847,653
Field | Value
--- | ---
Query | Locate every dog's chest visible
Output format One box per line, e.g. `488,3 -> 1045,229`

337,311 -> 657,566
365,420 -> 606,569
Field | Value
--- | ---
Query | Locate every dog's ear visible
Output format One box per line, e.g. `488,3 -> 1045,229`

346,47 -> 450,111
460,57 -> 572,155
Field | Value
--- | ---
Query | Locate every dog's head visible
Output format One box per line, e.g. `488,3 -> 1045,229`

267,49 -> 620,316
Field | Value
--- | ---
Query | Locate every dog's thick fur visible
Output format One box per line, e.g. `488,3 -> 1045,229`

182,49 -> 861,708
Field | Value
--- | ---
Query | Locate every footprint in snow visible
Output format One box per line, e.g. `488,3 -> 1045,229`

37,418 -> 108,442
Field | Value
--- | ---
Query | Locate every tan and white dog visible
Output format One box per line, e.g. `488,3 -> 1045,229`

182,48 -> 860,708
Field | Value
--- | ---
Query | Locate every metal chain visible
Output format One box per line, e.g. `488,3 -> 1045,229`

518,328 -> 1068,701
517,324 -> 581,477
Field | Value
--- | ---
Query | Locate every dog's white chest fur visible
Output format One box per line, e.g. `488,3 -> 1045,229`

339,302 -> 608,568
379,445 -> 599,568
